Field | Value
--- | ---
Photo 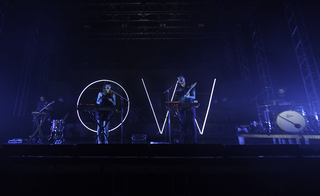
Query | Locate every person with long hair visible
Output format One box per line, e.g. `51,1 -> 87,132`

96,83 -> 116,144
174,74 -> 197,144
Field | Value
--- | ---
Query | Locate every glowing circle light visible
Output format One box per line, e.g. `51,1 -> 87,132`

76,79 -> 130,133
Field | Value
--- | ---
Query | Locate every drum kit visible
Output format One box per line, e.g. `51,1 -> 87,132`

29,115 -> 66,144
48,113 -> 68,144
251,100 -> 320,134
49,119 -> 65,144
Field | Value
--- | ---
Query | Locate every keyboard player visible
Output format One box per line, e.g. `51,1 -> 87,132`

96,83 -> 116,144
30,95 -> 53,142
173,74 -> 197,144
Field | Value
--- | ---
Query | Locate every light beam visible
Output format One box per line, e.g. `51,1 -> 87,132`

141,78 -> 162,133
142,78 -> 178,134
195,78 -> 216,135
160,80 -> 178,133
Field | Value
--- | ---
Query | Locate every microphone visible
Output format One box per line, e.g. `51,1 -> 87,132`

163,82 -> 177,94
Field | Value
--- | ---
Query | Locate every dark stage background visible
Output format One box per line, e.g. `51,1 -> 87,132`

0,0 -> 319,144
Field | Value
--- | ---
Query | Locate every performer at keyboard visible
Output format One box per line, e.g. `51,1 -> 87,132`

32,95 -> 53,140
173,74 -> 197,144
96,83 -> 116,144
37,95 -> 52,113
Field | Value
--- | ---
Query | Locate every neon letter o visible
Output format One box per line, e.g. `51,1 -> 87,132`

76,79 -> 130,132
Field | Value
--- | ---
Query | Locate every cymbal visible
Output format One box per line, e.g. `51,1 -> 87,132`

258,104 -> 272,108
291,102 -> 308,106
263,99 -> 285,105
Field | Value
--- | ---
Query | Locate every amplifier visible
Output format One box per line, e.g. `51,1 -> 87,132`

8,138 -> 23,144
131,134 -> 147,144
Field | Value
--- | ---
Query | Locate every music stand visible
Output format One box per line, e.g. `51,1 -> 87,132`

163,84 -> 176,144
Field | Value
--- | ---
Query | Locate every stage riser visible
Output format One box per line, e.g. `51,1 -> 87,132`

2,144 -> 320,195
2,144 -> 320,157
238,133 -> 320,145
63,123 -> 238,143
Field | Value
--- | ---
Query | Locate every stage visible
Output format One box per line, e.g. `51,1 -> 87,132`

1,143 -> 320,195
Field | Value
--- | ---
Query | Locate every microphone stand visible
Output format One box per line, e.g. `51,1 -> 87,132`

110,89 -> 129,102
163,84 -> 175,94
110,89 -> 129,144
163,82 -> 176,144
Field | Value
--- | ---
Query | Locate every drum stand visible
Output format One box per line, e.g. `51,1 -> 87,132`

252,89 -> 273,133
305,103 -> 320,134
263,105 -> 272,133
49,113 -> 68,144
48,119 -> 65,144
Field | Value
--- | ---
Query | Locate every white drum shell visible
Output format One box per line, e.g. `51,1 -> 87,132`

276,110 -> 307,133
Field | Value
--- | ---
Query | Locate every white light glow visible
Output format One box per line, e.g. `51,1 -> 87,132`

160,81 -> 178,134
195,119 -> 201,133
195,78 -> 216,135
142,79 -> 178,134
76,79 -> 130,133
141,78 -> 162,133
142,78 -> 216,135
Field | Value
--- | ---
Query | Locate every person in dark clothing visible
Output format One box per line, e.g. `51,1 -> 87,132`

96,83 -> 116,144
173,74 -> 197,144
31,95 -> 53,142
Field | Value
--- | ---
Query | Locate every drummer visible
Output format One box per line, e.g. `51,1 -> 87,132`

278,88 -> 286,98
261,88 -> 288,125
263,88 -> 286,105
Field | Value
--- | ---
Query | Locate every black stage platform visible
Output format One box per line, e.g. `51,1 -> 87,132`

1,143 -> 320,195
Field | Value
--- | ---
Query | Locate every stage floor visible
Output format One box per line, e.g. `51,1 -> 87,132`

1,143 -> 320,195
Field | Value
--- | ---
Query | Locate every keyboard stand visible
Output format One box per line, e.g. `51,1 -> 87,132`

28,112 -> 48,144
